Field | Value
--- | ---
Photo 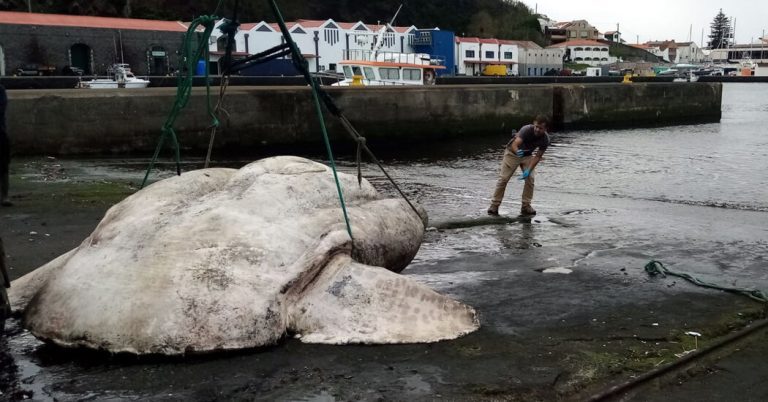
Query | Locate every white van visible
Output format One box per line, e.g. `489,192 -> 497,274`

586,67 -> 602,77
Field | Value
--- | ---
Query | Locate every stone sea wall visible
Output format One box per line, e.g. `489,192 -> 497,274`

7,82 -> 721,155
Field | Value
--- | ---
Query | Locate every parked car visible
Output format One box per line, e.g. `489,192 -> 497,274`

481,64 -> 508,77
61,66 -> 84,76
15,64 -> 56,76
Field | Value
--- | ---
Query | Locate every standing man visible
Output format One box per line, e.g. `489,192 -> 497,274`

0,84 -> 10,207
487,115 -> 551,216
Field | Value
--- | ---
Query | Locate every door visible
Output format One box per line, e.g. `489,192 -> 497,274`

70,43 -> 91,74
150,46 -> 167,75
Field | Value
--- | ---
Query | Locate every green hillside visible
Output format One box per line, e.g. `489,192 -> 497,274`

1,0 -> 546,45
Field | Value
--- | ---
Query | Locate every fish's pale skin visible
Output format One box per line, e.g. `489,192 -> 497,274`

10,156 -> 479,355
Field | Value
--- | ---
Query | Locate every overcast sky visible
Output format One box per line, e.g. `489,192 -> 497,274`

523,0 -> 767,46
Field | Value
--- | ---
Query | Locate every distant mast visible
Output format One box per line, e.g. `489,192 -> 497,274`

372,4 -> 403,58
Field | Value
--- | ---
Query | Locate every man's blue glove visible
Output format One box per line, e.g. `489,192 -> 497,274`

518,168 -> 531,180
515,149 -> 525,157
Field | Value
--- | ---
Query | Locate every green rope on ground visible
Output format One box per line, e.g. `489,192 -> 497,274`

141,14 -> 220,188
268,0 -> 354,241
645,260 -> 768,303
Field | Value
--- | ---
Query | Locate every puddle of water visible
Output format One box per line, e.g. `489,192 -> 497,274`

541,267 -> 573,274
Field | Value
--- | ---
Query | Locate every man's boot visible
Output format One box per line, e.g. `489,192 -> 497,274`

520,204 -> 536,216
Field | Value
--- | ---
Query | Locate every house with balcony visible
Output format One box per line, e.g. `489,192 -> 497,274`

547,39 -> 616,66
545,20 -> 600,45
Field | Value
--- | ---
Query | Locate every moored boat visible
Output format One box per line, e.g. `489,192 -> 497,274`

77,64 -> 150,89
334,50 -> 445,86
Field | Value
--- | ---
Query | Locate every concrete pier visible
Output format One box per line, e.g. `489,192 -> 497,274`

7,82 -> 721,155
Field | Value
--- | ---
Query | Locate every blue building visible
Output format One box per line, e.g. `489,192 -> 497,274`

412,29 -> 456,76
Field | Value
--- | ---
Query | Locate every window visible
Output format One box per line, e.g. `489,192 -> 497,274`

574,47 -> 583,51
465,50 -> 476,58
569,31 -> 576,38
216,36 -> 228,52
380,68 -> 399,80
504,51 -> 513,59
574,57 -> 583,61
584,47 -> 592,51
403,69 -> 421,80
485,51 -> 495,58
329,63 -> 337,71
363,67 -> 376,80
323,27 -> 340,45
342,66 -> 352,78
352,66 -> 363,76
580,31 -> 588,38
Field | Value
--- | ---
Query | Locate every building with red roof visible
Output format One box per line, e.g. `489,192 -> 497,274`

455,36 -> 562,76
0,11 -> 191,76
546,39 -> 615,66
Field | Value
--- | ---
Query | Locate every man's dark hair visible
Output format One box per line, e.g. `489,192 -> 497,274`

534,114 -> 549,126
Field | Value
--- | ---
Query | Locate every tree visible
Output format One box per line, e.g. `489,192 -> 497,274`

707,9 -> 733,49
0,0 -> 547,45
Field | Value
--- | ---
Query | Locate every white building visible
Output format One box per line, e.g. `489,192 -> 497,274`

709,42 -> 768,64
547,39 -> 616,66
629,43 -> 666,61
518,42 -> 565,76
209,18 -> 417,73
640,40 -> 705,64
675,42 -> 705,63
207,17 -> 564,77
455,37 -> 481,75
454,37 -> 561,76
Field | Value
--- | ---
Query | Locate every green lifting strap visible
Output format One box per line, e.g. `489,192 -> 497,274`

268,0 -> 354,241
141,14 -> 220,189
645,260 -> 768,303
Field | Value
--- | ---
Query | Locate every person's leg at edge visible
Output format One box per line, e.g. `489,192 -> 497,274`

0,134 -> 10,207
521,168 -> 535,215
489,151 -> 520,215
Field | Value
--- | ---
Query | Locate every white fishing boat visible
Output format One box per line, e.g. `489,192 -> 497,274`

77,64 -> 150,89
332,6 -> 444,86
334,50 -> 445,86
